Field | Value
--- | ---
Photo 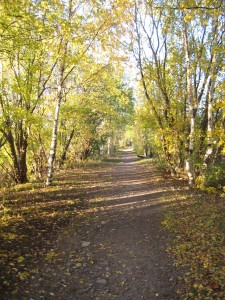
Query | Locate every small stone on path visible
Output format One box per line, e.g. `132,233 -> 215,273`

82,241 -> 91,247
96,279 -> 107,285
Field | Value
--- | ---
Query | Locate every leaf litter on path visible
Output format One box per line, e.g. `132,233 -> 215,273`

0,150 -> 186,299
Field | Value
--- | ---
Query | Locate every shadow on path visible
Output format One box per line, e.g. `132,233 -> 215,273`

5,149 -> 186,300
55,149 -> 185,300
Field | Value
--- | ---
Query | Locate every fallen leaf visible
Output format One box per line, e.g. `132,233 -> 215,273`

17,256 -> 25,263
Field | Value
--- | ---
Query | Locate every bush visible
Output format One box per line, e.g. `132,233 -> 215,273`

204,164 -> 225,189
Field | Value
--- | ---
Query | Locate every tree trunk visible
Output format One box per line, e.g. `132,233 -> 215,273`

203,50 -> 217,167
46,57 -> 66,186
107,137 -> 111,156
183,20 -> 195,186
18,137 -> 28,183
46,84 -> 63,186
46,1 -> 73,186
59,129 -> 75,167
162,135 -> 176,176
7,129 -> 28,184
203,85 -> 214,165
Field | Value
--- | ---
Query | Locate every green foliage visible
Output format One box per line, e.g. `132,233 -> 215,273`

197,164 -> 225,190
204,165 -> 225,188
0,0 -> 134,184
132,103 -> 161,156
153,156 -> 167,171
0,0 -> 223,189
56,62 -> 134,163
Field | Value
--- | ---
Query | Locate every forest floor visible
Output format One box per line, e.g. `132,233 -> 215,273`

0,149 -> 224,299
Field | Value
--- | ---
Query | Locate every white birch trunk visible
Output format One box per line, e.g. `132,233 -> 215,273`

46,1 -> 72,186
203,14 -> 219,169
204,52 -> 217,167
183,21 -> 195,186
46,84 -> 63,186
107,137 -> 111,156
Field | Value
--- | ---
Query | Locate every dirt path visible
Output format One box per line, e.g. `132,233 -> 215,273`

4,149 -> 185,299
59,150 -> 182,300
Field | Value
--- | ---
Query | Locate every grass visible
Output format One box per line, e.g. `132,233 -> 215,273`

132,157 -> 153,164
102,157 -> 122,163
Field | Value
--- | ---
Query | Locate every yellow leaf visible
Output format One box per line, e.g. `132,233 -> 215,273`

18,271 -> 29,280
184,15 -> 193,22
17,256 -> 25,263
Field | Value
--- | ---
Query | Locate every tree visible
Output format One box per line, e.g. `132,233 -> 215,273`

57,62 -> 134,164
132,0 -> 225,186
45,0 -> 134,185
0,0 -> 54,183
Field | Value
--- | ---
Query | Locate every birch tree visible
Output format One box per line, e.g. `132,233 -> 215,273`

133,0 -> 182,176
45,0 -> 96,185
132,0 -> 225,186
45,0 -> 134,185
0,0 -> 54,183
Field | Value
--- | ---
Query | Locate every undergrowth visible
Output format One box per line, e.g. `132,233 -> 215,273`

163,193 -> 225,299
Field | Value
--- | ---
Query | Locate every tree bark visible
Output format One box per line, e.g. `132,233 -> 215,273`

46,77 -> 64,186
107,137 -> 111,156
183,20 -> 195,186
203,19 -> 218,168
46,0 -> 74,186
134,2 -> 177,176
59,129 -> 75,167
6,128 -> 28,184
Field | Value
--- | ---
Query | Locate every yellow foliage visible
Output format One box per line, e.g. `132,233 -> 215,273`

195,176 -> 204,188
184,15 -> 193,22
205,187 -> 217,194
